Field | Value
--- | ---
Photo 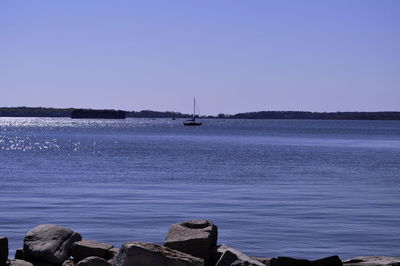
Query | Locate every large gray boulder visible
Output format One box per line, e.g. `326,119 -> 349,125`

164,220 -> 217,266
77,256 -> 110,266
213,245 -> 264,266
70,239 -> 113,261
343,256 -> 400,265
0,237 -> 8,266
114,242 -> 204,266
23,224 -> 82,264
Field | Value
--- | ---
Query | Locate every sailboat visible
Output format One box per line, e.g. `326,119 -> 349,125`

183,98 -> 202,126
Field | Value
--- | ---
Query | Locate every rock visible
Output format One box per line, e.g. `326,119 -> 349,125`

62,260 -> 77,266
77,256 -> 110,266
213,245 -> 264,266
71,239 -> 113,261
232,260 -> 267,266
14,250 -> 24,260
164,220 -> 217,266
270,257 -> 316,266
251,257 -> 271,265
1,237 -> 8,266
23,224 -> 82,264
105,248 -> 119,264
315,256 -> 342,266
114,242 -> 204,266
6,259 -> 33,266
270,256 -> 342,266
343,256 -> 400,265
6,259 -> 52,266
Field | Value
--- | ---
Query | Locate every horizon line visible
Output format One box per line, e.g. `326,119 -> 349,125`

1,106 -> 400,115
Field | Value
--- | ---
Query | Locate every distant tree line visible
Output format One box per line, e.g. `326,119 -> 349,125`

0,107 -> 192,119
0,107 -> 72,117
126,110 -> 191,118
0,107 -> 399,120
71,109 -> 126,119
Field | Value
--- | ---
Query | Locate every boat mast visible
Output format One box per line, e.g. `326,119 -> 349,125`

193,98 -> 196,119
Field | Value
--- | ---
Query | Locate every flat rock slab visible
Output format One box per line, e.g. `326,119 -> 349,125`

1,237 -> 8,265
71,239 -> 113,261
114,242 -> 204,266
165,220 -> 218,266
213,245 -> 265,266
23,224 -> 82,264
77,256 -> 110,266
343,256 -> 400,266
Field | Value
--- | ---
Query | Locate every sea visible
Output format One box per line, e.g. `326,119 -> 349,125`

1,117 -> 399,260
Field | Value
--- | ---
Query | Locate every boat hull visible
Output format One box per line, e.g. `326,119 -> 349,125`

183,122 -> 202,126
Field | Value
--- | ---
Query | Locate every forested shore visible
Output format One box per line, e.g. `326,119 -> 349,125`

1,107 -> 400,120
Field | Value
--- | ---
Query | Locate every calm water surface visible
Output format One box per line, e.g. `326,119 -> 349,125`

1,118 -> 400,259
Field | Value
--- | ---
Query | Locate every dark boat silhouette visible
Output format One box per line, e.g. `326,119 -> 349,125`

184,98 -> 202,126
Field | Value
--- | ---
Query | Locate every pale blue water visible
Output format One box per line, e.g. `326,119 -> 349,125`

1,118 -> 400,260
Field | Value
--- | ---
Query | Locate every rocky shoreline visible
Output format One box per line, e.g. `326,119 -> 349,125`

1,220 -> 399,266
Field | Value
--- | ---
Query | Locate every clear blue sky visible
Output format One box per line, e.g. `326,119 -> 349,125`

1,1 -> 399,115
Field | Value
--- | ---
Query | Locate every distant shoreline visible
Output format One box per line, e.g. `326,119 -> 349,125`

1,107 -> 400,120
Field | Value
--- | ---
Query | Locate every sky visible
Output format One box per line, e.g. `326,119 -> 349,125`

0,1 -> 399,115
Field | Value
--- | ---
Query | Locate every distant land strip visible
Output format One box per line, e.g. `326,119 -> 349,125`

0,107 -> 400,120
